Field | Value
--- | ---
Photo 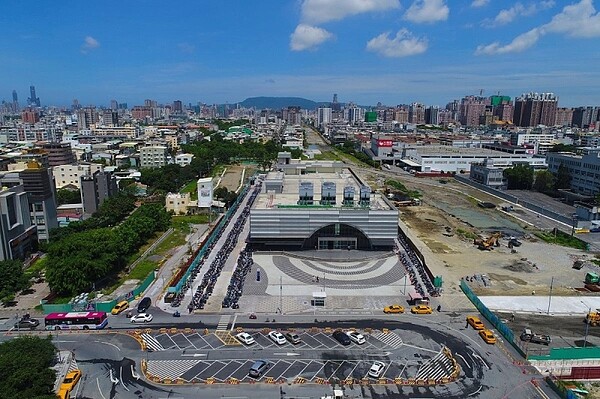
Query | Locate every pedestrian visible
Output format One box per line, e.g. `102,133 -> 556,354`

511,313 -> 515,322
316,276 -> 319,283
437,305 -> 441,312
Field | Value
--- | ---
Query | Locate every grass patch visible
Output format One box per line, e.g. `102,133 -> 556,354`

385,179 -> 422,199
312,150 -> 341,161
128,259 -> 158,281
534,229 -> 588,250
180,180 -> 198,200
24,257 -> 47,279
456,228 -> 479,240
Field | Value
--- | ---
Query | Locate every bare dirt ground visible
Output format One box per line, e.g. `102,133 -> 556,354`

366,173 -> 596,297
218,164 -> 257,193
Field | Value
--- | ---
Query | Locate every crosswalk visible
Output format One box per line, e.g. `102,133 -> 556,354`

146,360 -> 199,380
415,349 -> 456,381
371,331 -> 404,348
216,315 -> 231,331
141,333 -> 165,352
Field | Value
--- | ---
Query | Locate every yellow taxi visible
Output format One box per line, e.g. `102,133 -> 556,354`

56,386 -> 71,399
479,329 -> 497,344
383,304 -> 405,314
111,300 -> 129,315
410,305 -> 433,314
466,316 -> 485,330
60,369 -> 82,391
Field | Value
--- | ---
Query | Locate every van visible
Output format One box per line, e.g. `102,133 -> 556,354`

248,360 -> 270,378
111,300 -> 129,315
137,297 -> 151,313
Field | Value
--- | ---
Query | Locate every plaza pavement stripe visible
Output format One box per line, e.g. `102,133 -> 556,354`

141,333 -> 165,351
146,360 -> 199,380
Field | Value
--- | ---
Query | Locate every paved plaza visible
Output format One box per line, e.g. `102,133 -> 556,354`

238,250 -> 411,314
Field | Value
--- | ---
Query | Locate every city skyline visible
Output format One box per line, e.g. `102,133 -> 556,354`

2,1 -> 600,107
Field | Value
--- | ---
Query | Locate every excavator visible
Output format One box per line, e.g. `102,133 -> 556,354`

473,232 -> 502,251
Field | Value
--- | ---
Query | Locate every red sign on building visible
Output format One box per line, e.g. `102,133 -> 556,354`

377,140 -> 393,148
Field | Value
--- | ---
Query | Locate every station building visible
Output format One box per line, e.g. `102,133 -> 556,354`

248,158 -> 398,251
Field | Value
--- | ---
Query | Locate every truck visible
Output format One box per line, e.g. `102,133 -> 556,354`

520,328 -> 551,345
586,310 -> 600,326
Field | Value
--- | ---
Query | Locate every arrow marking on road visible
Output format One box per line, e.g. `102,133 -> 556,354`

274,353 -> 300,356
472,352 -> 490,370
182,353 -> 207,357
456,354 -> 471,370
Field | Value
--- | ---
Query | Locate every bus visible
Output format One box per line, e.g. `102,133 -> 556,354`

44,311 -> 108,330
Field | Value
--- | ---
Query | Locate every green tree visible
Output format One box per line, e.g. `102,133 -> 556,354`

555,162 -> 571,190
290,148 -> 303,159
503,164 -> 534,190
533,170 -> 555,193
548,143 -> 576,153
0,260 -> 29,304
56,188 -> 81,206
0,336 -> 57,399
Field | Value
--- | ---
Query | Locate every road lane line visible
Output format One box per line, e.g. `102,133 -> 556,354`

120,366 -> 129,391
96,378 -> 107,399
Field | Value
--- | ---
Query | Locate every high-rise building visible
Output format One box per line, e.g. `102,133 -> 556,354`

459,96 -> 489,126
331,94 -> 341,112
173,100 -> 183,113
72,99 -> 81,111
101,110 -> 119,127
28,85 -> 40,107
110,99 -> 118,111
12,90 -> 19,112
409,103 -> 426,124
0,185 -> 37,261
77,107 -> 98,130
317,107 -> 332,129
394,106 -> 409,123
80,170 -> 118,215
513,92 -> 558,127
490,95 -> 513,123
425,106 -> 439,125
555,107 -> 573,127
21,108 -> 40,124
572,106 -> 598,128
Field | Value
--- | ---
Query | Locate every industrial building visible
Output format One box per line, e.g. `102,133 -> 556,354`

248,159 -> 398,251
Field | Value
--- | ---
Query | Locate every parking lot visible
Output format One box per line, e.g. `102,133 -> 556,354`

141,328 -> 459,384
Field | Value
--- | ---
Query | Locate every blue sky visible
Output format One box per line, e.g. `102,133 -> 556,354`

2,0 -> 600,107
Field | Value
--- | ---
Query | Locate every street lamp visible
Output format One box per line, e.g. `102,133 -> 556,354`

581,300 -> 591,348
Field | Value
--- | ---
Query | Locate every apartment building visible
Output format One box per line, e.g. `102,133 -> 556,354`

139,145 -> 169,168
0,185 -> 37,261
547,149 -> 600,196
52,163 -> 104,189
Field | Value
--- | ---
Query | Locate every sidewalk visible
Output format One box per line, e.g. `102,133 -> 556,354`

480,295 -> 600,316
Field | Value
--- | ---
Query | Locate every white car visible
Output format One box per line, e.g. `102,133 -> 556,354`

268,331 -> 287,345
236,332 -> 256,345
368,361 -> 386,378
130,313 -> 153,323
346,331 -> 366,345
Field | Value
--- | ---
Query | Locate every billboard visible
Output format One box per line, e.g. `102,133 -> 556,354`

197,177 -> 213,208
377,139 -> 393,148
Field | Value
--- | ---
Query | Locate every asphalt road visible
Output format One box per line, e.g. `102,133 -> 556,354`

2,311 -> 560,399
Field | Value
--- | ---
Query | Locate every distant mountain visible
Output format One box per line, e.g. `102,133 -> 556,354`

238,96 -> 325,110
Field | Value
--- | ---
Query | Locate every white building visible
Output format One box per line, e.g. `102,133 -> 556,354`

547,149 -> 600,196
52,163 -> 104,189
139,145 -> 169,168
175,153 -> 194,167
197,177 -> 213,208
317,107 -> 332,130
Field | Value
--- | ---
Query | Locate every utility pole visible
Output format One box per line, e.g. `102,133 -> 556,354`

279,275 -> 282,315
547,276 -> 554,315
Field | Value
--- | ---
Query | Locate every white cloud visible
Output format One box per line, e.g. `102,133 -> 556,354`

471,0 -> 489,7
300,0 -> 400,24
490,1 -> 555,26
544,0 -> 600,37
404,0 -> 449,23
81,36 -> 100,54
366,29 -> 428,57
476,0 -> 600,55
475,28 -> 541,55
290,24 -> 334,51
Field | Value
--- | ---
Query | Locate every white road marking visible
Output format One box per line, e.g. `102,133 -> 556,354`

456,354 -> 471,370
273,352 -> 300,356
120,366 -> 129,391
472,352 -> 490,370
96,378 -> 107,399
93,340 -> 121,351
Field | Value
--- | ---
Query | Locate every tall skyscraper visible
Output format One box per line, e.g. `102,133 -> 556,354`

317,107 -> 332,129
28,85 -> 40,107
173,100 -> 183,113
459,96 -> 489,126
11,90 -> 19,112
110,99 -> 118,111
513,92 -> 558,127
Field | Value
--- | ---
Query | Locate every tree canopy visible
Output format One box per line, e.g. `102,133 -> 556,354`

55,188 -> 81,206
0,336 -> 57,399
45,203 -> 170,295
503,164 -> 534,190
0,260 -> 29,305
533,170 -> 556,193
555,162 -> 571,190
